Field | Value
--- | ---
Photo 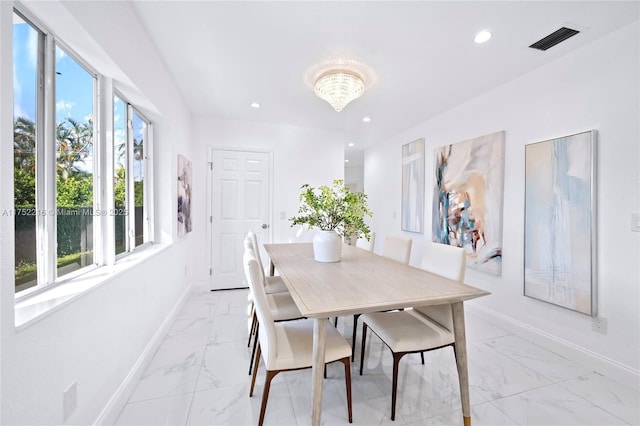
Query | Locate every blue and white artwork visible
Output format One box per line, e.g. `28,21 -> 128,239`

433,131 -> 505,275
402,138 -> 425,233
524,130 -> 596,315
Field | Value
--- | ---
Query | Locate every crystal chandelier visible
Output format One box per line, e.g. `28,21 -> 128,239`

313,69 -> 365,112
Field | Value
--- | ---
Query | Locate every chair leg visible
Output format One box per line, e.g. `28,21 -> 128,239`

391,353 -> 400,421
258,370 -> 278,426
359,322 -> 368,375
351,313 -> 361,361
248,322 -> 259,375
390,352 -> 407,421
247,309 -> 256,347
339,357 -> 353,423
420,351 -> 425,365
334,316 -> 338,327
250,344 -> 261,397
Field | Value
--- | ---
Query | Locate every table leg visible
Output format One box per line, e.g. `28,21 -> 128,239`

452,302 -> 471,426
311,318 -> 327,426
269,260 -> 275,277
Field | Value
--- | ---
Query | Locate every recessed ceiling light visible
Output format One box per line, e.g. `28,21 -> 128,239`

348,143 -> 355,147
474,30 -> 492,44
362,116 -> 371,123
345,159 -> 350,163
250,102 -> 261,108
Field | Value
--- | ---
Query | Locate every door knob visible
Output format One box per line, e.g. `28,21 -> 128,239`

261,224 -> 269,229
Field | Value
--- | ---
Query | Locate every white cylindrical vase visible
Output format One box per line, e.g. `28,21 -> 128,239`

312,230 -> 342,262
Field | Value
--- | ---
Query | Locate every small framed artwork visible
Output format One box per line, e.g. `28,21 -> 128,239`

524,130 -> 597,316
177,154 -> 193,236
402,138 -> 425,233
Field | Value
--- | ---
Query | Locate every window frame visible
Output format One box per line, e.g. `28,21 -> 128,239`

112,90 -> 154,260
13,5 -> 155,300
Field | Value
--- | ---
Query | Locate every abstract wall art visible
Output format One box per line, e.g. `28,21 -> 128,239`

402,138 -> 425,233
432,131 -> 505,275
524,130 -> 597,316
177,154 -> 193,236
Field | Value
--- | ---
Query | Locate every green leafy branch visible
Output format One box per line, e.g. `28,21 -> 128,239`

289,179 -> 372,240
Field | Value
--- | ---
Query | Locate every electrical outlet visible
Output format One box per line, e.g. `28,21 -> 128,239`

63,381 -> 77,421
592,317 -> 607,334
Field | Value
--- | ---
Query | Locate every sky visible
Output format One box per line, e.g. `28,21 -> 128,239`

13,19 -> 94,126
14,15 -> 145,178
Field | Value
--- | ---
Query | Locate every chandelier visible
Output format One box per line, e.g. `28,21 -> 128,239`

313,69 -> 365,112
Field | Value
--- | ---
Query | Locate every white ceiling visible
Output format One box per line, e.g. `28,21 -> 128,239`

131,1 -> 638,154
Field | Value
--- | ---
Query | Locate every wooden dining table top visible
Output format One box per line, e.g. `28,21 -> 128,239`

264,242 -> 491,318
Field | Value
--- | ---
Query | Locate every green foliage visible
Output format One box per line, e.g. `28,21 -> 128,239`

14,168 -> 36,205
134,180 -> 144,207
289,179 -> 372,239
113,166 -> 143,207
15,251 -> 93,286
114,166 -> 126,207
56,173 -> 93,207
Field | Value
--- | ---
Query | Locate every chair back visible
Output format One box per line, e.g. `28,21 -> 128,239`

244,235 -> 269,283
247,231 -> 266,274
382,235 -> 412,264
414,242 -> 466,331
243,249 -> 277,368
419,242 -> 466,282
355,231 -> 376,252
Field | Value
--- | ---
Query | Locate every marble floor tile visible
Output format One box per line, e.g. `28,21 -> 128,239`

485,334 -> 593,383
464,310 -> 512,344
195,339 -> 252,391
467,341 -> 552,401
127,339 -> 205,403
176,291 -> 220,321
187,381 -> 297,426
115,392 -> 193,426
492,383 -> 629,425
559,372 -> 640,425
114,289 -> 636,426
408,401 -> 518,426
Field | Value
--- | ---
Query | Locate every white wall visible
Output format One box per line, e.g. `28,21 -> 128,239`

365,22 -> 640,383
1,1 -> 193,424
189,116 -> 346,282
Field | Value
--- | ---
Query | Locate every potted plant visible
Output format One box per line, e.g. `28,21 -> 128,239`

289,179 -> 373,262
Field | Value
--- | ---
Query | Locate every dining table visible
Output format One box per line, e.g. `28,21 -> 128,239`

264,242 -> 490,426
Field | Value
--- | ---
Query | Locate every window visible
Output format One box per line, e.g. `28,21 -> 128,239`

55,44 -> 95,279
13,8 -> 153,296
13,11 -> 41,293
113,95 -> 150,255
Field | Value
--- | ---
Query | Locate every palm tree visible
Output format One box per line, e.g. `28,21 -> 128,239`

56,117 -> 93,180
13,116 -> 36,174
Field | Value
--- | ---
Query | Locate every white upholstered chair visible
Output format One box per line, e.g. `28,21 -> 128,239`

381,235 -> 412,264
359,241 -> 466,420
247,230 -> 288,294
244,236 -> 303,375
350,235 -> 412,361
244,250 -> 353,426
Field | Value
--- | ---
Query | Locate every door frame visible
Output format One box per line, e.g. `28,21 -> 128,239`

206,146 -> 274,289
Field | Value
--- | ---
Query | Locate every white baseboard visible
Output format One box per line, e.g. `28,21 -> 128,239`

93,284 -> 192,425
466,301 -> 640,391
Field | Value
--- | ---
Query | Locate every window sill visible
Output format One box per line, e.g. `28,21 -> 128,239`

14,243 -> 171,330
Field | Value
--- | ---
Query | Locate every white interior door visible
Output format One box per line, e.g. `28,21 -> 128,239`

210,149 -> 271,290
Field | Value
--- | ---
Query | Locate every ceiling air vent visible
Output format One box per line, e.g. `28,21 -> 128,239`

529,27 -> 580,51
